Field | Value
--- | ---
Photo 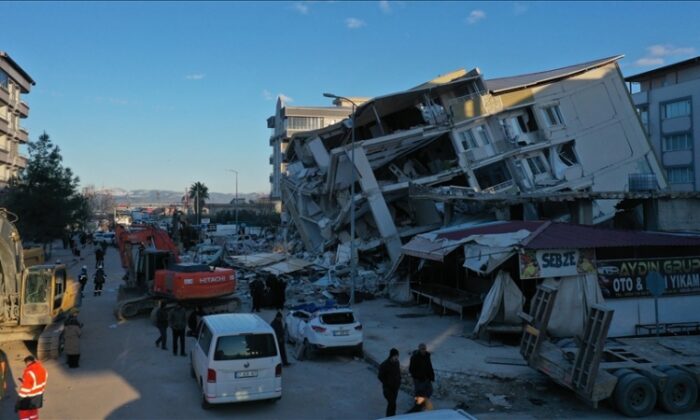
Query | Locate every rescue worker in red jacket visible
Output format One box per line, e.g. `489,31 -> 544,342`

15,355 -> 47,420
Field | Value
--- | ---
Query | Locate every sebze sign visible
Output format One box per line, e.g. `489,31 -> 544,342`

519,249 -> 595,279
597,257 -> 700,299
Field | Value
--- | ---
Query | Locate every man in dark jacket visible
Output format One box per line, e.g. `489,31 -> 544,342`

378,348 -> 401,417
93,267 -> 106,296
408,343 -> 435,400
155,301 -> 168,350
249,277 -> 264,312
270,311 -> 290,366
168,305 -> 187,356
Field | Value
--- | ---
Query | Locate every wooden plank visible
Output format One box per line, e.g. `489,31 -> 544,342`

485,357 -> 528,366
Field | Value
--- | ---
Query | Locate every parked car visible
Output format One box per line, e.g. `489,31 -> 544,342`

94,232 -> 116,246
190,314 -> 282,409
285,307 -> 363,359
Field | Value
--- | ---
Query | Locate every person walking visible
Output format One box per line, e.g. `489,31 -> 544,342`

249,277 -> 264,312
168,304 -> 187,356
93,266 -> 106,296
408,343 -> 435,406
154,301 -> 168,350
78,266 -> 88,297
64,314 -> 82,368
378,348 -> 401,417
95,247 -> 104,268
15,355 -> 47,420
270,312 -> 290,366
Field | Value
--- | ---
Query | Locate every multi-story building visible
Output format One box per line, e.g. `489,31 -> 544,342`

267,97 -> 361,200
626,56 -> 700,191
281,56 -> 666,262
0,52 -> 34,187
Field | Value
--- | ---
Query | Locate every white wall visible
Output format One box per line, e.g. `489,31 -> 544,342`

606,294 -> 700,337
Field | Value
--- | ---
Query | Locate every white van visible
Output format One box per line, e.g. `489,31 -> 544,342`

190,314 -> 282,408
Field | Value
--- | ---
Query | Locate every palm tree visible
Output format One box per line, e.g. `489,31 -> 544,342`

188,182 -> 209,224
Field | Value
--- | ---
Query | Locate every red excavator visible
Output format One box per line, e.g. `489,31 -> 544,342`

114,224 -> 240,319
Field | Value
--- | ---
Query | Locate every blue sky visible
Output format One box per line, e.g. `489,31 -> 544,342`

3,1 -> 699,194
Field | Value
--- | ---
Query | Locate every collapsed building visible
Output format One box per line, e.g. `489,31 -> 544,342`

280,56 -> 667,280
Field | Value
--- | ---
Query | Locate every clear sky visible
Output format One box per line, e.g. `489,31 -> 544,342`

3,1 -> 699,195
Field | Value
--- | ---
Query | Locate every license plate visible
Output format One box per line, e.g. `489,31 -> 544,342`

235,370 -> 258,378
333,330 -> 350,336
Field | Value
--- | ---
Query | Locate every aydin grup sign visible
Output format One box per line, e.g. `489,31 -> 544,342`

597,257 -> 700,299
519,249 -> 596,279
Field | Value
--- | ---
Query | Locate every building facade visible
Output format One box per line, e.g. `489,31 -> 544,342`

0,52 -> 34,187
267,97 -> 356,200
282,56 -> 666,262
626,57 -> 700,191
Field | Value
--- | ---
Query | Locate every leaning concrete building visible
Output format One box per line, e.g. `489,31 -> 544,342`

0,52 -> 34,187
281,56 -> 667,266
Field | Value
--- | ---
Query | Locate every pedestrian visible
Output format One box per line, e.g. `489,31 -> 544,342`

78,266 -> 88,297
250,277 -> 264,312
270,311 -> 290,366
15,355 -> 47,420
64,313 -> 82,368
100,240 -> 108,254
408,343 -> 435,405
154,301 -> 168,350
95,247 -> 104,268
187,306 -> 204,337
94,266 -> 106,296
378,348 -> 401,417
276,279 -> 287,310
168,304 -> 187,356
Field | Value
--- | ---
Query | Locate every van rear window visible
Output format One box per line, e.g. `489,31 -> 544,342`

213,334 -> 277,361
321,312 -> 355,325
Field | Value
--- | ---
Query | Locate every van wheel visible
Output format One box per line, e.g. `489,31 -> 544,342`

202,393 -> 212,410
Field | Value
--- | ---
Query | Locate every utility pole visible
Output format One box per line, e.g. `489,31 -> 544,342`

227,169 -> 239,233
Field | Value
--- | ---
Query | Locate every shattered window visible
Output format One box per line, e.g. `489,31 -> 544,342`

526,156 -> 548,175
666,167 -> 694,184
458,130 -> 478,150
474,125 -> 491,145
542,105 -> 564,127
558,143 -> 579,166
662,133 -> 693,152
662,99 -> 691,119
0,70 -> 8,89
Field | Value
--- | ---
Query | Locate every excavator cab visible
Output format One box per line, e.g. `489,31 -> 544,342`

20,264 -> 78,326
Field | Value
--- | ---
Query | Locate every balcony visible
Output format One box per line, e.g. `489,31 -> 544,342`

13,154 -> 28,168
18,101 -> 29,117
0,148 -> 9,163
0,115 -> 8,134
17,127 -> 28,143
0,86 -> 8,104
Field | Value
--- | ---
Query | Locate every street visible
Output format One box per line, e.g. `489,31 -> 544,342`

0,245 -> 414,420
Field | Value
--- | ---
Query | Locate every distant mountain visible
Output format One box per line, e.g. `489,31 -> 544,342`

94,188 -> 266,205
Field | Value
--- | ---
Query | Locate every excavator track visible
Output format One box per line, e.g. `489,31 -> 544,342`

37,321 -> 64,360
115,295 -> 158,320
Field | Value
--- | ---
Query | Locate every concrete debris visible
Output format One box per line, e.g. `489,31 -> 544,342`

486,393 -> 512,409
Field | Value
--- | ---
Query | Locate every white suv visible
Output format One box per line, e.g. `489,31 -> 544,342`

285,308 -> 363,360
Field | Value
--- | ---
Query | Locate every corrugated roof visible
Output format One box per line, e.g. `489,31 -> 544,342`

526,223 -> 700,250
625,56 -> 700,82
485,55 -> 623,93
408,220 -> 700,252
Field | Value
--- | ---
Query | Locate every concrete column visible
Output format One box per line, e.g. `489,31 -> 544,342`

643,199 -> 659,231
574,199 -> 593,225
347,147 -> 403,264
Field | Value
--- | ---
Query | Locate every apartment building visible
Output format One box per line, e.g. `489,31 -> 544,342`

267,97 -> 358,200
281,56 -> 666,262
0,52 -> 34,187
626,56 -> 700,191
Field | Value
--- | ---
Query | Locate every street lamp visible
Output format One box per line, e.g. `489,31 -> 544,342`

227,169 -> 239,234
323,92 -> 358,305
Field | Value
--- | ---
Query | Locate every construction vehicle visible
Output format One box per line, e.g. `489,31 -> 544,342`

0,209 -> 80,360
114,224 -> 241,319
520,285 -> 700,417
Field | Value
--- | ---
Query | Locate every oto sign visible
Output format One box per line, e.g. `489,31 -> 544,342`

597,257 -> 700,299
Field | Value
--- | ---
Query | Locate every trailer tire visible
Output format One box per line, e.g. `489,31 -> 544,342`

658,369 -> 697,414
614,373 -> 657,417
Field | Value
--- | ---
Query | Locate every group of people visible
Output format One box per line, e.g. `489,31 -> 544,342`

378,342 -> 436,417
154,302 -> 190,356
249,275 -> 286,312
78,264 -> 107,298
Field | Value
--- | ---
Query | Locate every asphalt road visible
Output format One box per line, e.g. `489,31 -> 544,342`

0,244 -> 414,420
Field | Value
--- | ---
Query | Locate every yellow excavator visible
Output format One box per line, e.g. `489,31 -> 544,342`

0,209 -> 80,359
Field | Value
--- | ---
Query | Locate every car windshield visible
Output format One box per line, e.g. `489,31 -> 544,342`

321,312 -> 355,325
213,334 -> 277,361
